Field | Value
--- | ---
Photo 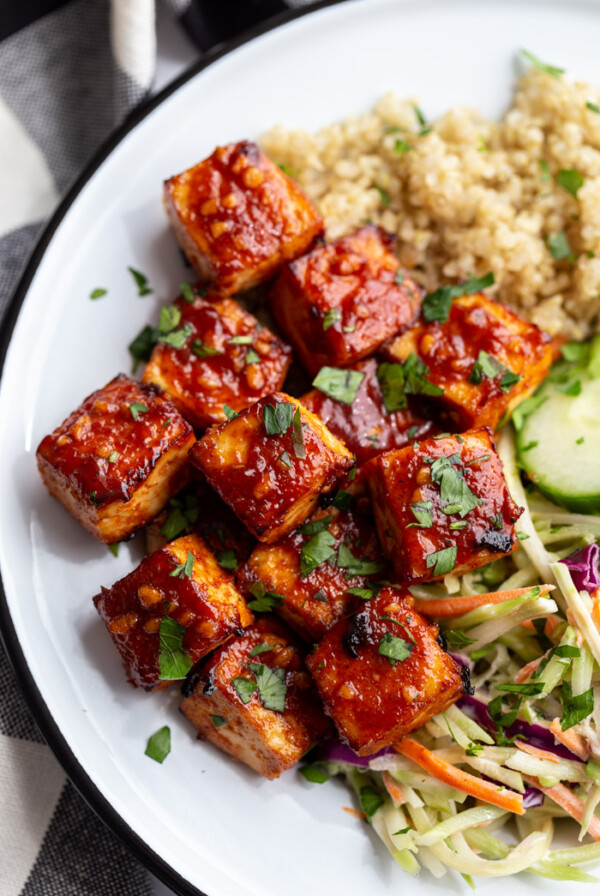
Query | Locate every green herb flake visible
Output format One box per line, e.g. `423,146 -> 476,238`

228,335 -> 253,345
107,450 -> 118,463
558,379 -> 582,396
245,348 -> 260,365
108,542 -> 119,557
521,440 -> 539,453
180,282 -> 195,303
323,308 -> 342,331
395,270 -> 405,285
246,583 -> 286,613
312,366 -> 365,405
403,353 -> 444,399
231,676 -> 257,704
466,743 -> 484,757
300,764 -> 330,784
430,455 -> 483,518
216,549 -> 238,571
378,631 -> 414,666
517,532 -> 530,541
223,404 -> 239,421
128,266 -> 153,296
512,393 -> 548,430
377,362 -> 407,412
445,630 -> 476,649
375,184 -> 391,206
311,589 -> 329,603
191,338 -> 221,358
89,287 -> 107,299
407,500 -> 433,528
337,544 -> 386,577
145,726 -> 171,763
576,436 -> 585,445
248,642 -> 275,658
158,305 -> 181,334
521,49 -> 565,78
394,139 -> 413,154
129,402 -> 149,422
291,407 -> 306,460
169,550 -> 195,579
251,663 -> 287,712
263,401 -> 295,436
332,489 -> 355,511
297,516 -> 333,536
426,546 -> 458,576
300,530 -> 337,578
210,714 -> 227,728
158,617 -> 193,680
548,231 -> 574,261
161,506 -> 189,540
422,273 -> 495,322
587,101 -> 600,114
360,784 -> 385,820
557,168 -> 584,198
495,681 -> 545,697
538,160 -> 551,182
128,325 -> 157,370
561,682 -> 594,730
279,450 -> 292,467
346,583 -> 382,601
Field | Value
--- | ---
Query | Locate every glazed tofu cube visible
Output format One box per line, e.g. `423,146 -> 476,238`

189,392 -> 354,543
145,480 -> 256,582
93,533 -> 253,690
240,479 -> 388,641
365,430 -> 522,584
180,616 -> 330,778
383,293 -> 554,430
164,141 -> 324,294
142,291 -> 292,430
269,225 -> 422,376
306,587 -> 464,754
36,374 -> 195,544
300,357 -> 437,465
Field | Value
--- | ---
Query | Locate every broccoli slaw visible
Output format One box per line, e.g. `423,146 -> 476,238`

301,421 -> 600,883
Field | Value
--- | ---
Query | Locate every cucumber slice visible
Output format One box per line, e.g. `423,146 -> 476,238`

515,371 -> 600,514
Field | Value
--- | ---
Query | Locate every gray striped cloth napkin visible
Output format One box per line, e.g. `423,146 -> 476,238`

0,0 -> 310,893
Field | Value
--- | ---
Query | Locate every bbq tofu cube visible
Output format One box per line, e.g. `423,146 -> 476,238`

180,616 -> 330,778
365,430 -> 522,584
306,587 -> 464,755
269,225 -> 422,376
36,374 -> 195,544
142,291 -> 292,430
300,357 -> 437,465
189,392 -> 354,543
93,533 -> 252,691
145,480 -> 256,582
383,293 -> 554,431
164,141 -> 324,294
240,480 -> 388,641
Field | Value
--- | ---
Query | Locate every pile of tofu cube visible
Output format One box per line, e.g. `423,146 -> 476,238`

36,140 -> 555,777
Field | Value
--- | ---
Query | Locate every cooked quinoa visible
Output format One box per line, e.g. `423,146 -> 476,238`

262,69 -> 600,339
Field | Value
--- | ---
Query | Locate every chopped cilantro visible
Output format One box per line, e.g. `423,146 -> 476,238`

108,542 -> 119,557
216,549 -> 238,571
210,715 -> 227,728
323,308 -> 342,331
223,404 -> 239,421
191,338 -> 221,357
228,335 -> 253,345
556,168 -> 584,198
332,489 -> 355,511
426,546 -> 458,576
336,544 -> 386,577
394,139 -> 412,154
346,583 -> 382,600
300,764 -> 330,784
128,266 -> 152,296
158,617 -> 193,680
538,159 -> 551,182
422,273 -> 494,322
128,325 -> 157,370
521,49 -> 565,78
445,630 -> 476,649
495,681 -> 545,697
248,642 -> 275,658
169,550 -> 195,579
129,402 -> 148,421
180,282 -> 195,303
263,401 -> 295,435
246,663 -> 287,712
561,681 -> 594,730
375,184 -> 391,206
360,784 -> 385,819
377,362 -> 408,412
300,530 -> 337,578
89,287 -> 107,299
297,516 -> 333,536
547,230 -> 574,260
312,366 -> 365,405
587,101 -> 600,114
231,676 -> 257,704
407,500 -> 433,528
158,305 -> 181,334
145,726 -> 171,763
378,631 -> 414,666
245,348 -> 260,365
291,407 -> 306,459
279,450 -> 292,467
246,583 -> 286,613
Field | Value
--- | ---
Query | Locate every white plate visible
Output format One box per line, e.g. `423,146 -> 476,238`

2,1 -> 600,894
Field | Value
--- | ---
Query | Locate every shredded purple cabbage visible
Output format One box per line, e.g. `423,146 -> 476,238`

560,543 -> 600,594
522,787 -> 544,809
312,739 -> 395,767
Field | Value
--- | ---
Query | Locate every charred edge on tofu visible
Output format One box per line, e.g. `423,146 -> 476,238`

474,529 -> 514,553
436,630 -> 448,652
181,670 -> 201,698
460,663 -> 474,696
342,613 -> 372,659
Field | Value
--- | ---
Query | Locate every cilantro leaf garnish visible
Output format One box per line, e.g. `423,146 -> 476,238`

263,401 -> 295,435
128,325 -> 157,370
250,663 -> 287,712
377,362 -> 407,412
300,764 -> 330,783
346,583 -> 383,601
245,348 -> 260,365
495,681 -> 545,697
158,305 -> 181,334
521,49 -> 565,78
359,784 -> 385,819
89,287 -> 107,299
248,642 -> 275,658
561,681 -> 594,730
469,350 -> 521,392
378,631 -> 414,666
312,367 -> 365,405
323,308 -> 342,331
210,714 -> 227,728
180,282 -> 195,303
128,266 -> 153,296
300,530 -> 337,578
231,676 -> 257,704
422,273 -> 495,322
246,583 -> 286,613
332,489 -> 355,510
228,335 -> 253,345
145,726 -> 171,763
407,500 -> 433,528
216,549 -> 238,571
129,402 -> 148,421
297,516 -> 333,536
444,630 -> 475,649
557,168 -> 584,198
291,407 -> 306,459
158,617 -> 193,680
336,544 -> 386,577
191,338 -> 222,357
547,231 -> 574,260
159,322 -> 194,350
223,404 -> 239,421
426,546 -> 458,576
169,550 -> 195,579
430,454 -> 483,518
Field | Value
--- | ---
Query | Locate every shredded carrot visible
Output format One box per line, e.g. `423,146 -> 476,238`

523,775 -> 600,840
513,655 -> 544,684
343,806 -> 366,820
520,615 -> 561,637
516,741 -> 560,764
550,718 -> 589,761
415,585 -> 554,619
382,770 -> 406,805
395,736 -> 524,815
591,599 -> 600,632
